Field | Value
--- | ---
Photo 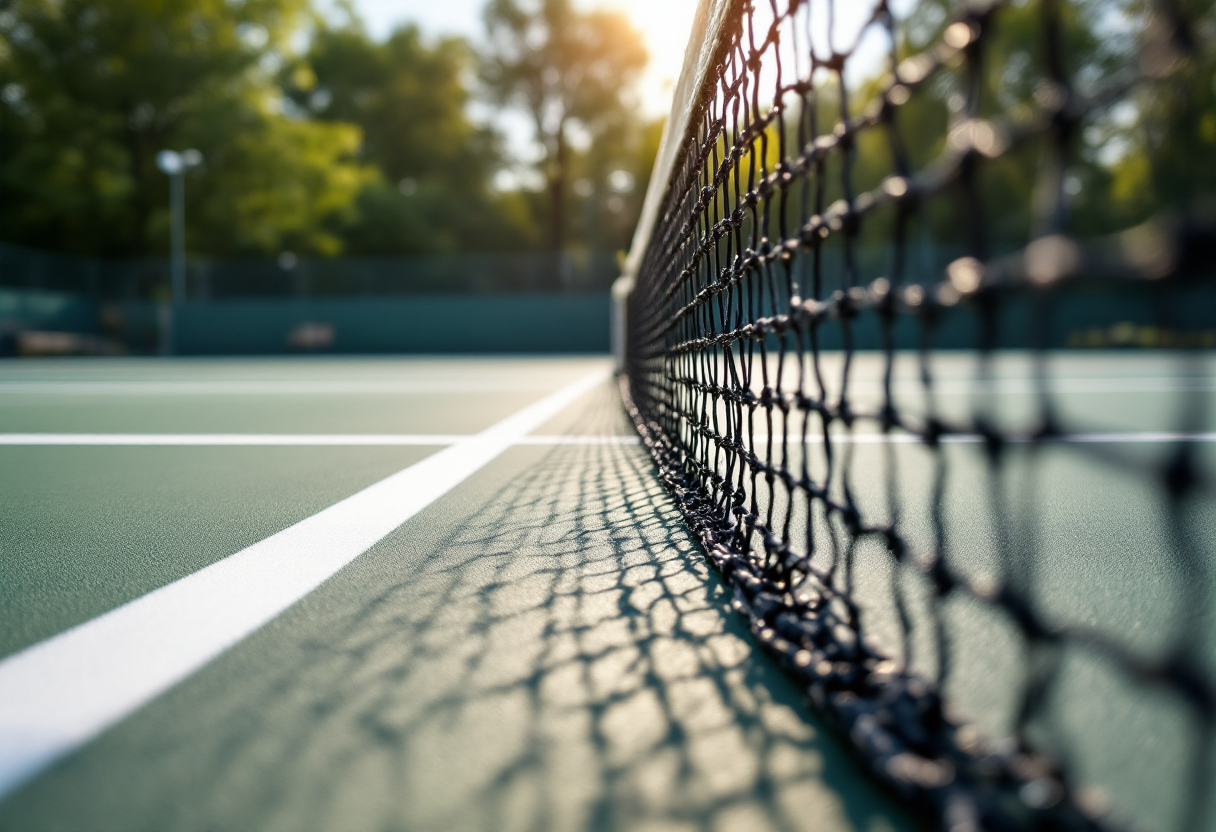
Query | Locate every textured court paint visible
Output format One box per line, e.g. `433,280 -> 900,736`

0,440 -> 918,832
0,446 -> 440,660
0,391 -> 552,434
0,371 -> 606,799
0,359 -> 616,655
0,355 -> 1212,831
0,357 -> 611,435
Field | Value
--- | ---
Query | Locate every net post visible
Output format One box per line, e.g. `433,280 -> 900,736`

610,274 -> 634,374
617,0 -> 734,379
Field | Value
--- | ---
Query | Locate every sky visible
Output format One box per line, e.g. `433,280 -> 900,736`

318,0 -> 891,188
324,0 -> 702,118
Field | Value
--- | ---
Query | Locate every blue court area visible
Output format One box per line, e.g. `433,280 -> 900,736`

0,355 -> 1212,832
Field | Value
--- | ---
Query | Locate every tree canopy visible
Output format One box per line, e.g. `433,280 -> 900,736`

281,19 -> 537,254
481,0 -> 648,252
2,0 -> 1200,265
0,0 -> 654,260
0,0 -> 370,256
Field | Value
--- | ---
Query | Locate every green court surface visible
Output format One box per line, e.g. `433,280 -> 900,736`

0,355 -> 1213,832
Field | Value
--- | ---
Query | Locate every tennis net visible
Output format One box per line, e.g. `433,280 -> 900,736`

618,0 -> 1216,829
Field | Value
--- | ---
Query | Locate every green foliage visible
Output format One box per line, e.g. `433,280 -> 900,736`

289,24 -> 491,186
1113,0 -> 1216,221
282,19 -> 538,253
0,0 -> 656,260
0,0 -> 370,256
481,0 -> 648,251
565,113 -> 663,256
200,116 -> 370,256
837,0 -> 1169,259
0,0 -> 1209,267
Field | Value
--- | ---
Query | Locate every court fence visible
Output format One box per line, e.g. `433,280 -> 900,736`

0,243 -> 620,300
0,243 -> 621,356
0,241 -> 1212,356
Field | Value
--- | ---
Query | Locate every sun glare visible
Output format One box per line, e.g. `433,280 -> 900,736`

593,0 -> 702,115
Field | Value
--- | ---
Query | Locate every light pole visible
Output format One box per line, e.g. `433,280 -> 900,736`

156,148 -> 202,353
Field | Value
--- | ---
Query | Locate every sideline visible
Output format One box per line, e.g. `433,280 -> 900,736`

0,433 -> 640,446
0,379 -> 562,395
1,432 -> 1212,446
0,371 -> 607,800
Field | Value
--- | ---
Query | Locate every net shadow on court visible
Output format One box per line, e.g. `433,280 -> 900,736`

0,405 -> 913,832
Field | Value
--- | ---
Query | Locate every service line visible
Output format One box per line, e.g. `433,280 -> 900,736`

0,379 -> 563,395
2,433 -> 1213,447
0,434 -> 641,446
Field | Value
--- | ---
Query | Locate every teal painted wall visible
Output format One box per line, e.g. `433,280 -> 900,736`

0,289 -> 99,333
174,295 -> 612,354
5,285 -> 1209,356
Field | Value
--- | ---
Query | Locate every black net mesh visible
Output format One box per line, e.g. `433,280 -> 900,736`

621,0 -> 1216,829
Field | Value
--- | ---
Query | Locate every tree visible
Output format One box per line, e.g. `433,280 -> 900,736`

281,18 -> 537,253
0,0 -> 370,256
565,112 -> 663,256
1106,0 -> 1216,224
831,0 -> 1134,265
480,0 -> 647,252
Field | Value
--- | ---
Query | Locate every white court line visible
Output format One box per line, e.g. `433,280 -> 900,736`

751,432 -> 1216,444
1050,432 -> 1216,444
0,371 -> 607,800
0,434 -> 641,446
1,377 -> 1212,397
0,434 -> 471,446
515,435 -> 641,445
1,433 -> 1211,447
0,379 -> 565,395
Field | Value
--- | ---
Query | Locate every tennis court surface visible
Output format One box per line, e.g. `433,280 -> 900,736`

4,0 -> 1216,827
0,353 -> 1212,832
0,356 -> 914,832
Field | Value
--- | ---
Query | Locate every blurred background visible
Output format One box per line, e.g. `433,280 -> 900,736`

0,0 -> 692,355
0,0 -> 1213,356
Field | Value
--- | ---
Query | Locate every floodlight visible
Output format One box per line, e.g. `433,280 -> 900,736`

156,150 -> 182,175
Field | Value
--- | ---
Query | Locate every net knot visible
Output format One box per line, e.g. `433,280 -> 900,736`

973,419 -> 1003,460
831,289 -> 860,320
1163,447 -> 1198,495
1161,654 -> 1216,713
